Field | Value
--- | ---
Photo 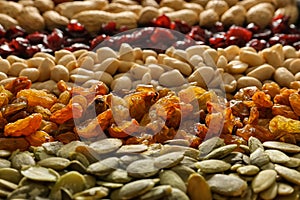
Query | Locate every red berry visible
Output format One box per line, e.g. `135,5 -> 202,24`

25,45 -> 40,58
0,24 -> 5,38
10,37 -> 29,52
5,26 -> 26,40
171,20 -> 191,34
152,15 -> 171,28
27,32 -> 46,44
67,20 -> 85,32
226,26 -> 253,42
46,29 -> 64,51
247,39 -> 267,51
90,34 -> 109,49
101,22 -> 117,35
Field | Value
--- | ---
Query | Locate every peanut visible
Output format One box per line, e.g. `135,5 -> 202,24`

224,0 -> 239,7
19,68 -> 40,82
94,58 -> 120,75
38,58 -> 54,82
0,1 -> 23,18
183,3 -> 204,15
189,55 -> 204,68
55,50 -> 72,63
27,57 -> 44,68
0,78 -> 17,86
16,6 -> 45,33
160,0 -> 185,10
237,76 -> 262,89
93,71 -> 114,86
295,72 -> 300,81
6,55 -> 26,65
205,0 -> 229,16
51,65 -> 69,82
77,56 -> 94,71
246,3 -> 273,29
159,69 -> 186,87
148,64 -> 164,80
70,68 -> 94,77
166,9 -> 198,26
130,64 -> 150,80
73,10 -> 138,34
288,59 -> 300,74
0,14 -> 18,30
247,64 -> 275,81
104,3 -> 142,15
274,67 -> 295,87
34,0 -> 54,13
119,43 -> 135,62
43,11 -> 69,31
283,45 -> 298,59
221,5 -> 246,27
58,54 -> 77,69
138,6 -> 159,25
199,9 -> 219,27
73,49 -> 89,59
0,72 -> 8,81
227,60 -> 248,74
0,58 -> 11,74
239,50 -> 265,66
141,0 -> 159,8
222,73 -> 237,93
203,48 -> 218,67
275,4 -> 299,24
261,49 -> 283,68
33,52 -> 55,63
97,47 -> 118,63
70,74 -> 91,83
111,76 -> 132,91
8,62 -> 28,77
163,57 -> 192,76
55,0 -> 108,19
145,56 -> 158,64
188,66 -> 215,89
118,61 -> 135,73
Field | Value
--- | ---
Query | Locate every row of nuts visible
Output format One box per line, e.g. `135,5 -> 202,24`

0,42 -> 300,97
0,0 -> 298,34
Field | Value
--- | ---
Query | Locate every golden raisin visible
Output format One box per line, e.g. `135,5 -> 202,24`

17,89 -> 57,109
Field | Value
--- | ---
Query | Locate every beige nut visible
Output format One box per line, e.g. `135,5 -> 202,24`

203,48 -> 218,67
221,5 -> 246,27
0,1 -> 23,18
224,45 -> 240,61
55,49 -> 72,63
6,55 -> 26,65
188,66 -> 215,89
274,67 -> 295,87
159,69 -> 186,87
34,52 -> 55,63
246,4 -> 273,29
73,10 -> 138,34
227,60 -> 248,74
8,62 -> 28,77
94,58 -> 120,75
111,76 -> 132,91
165,9 -> 198,26
34,0 -> 54,13
186,45 -> 208,59
70,68 -> 94,77
261,49 -> 283,68
119,43 -> 135,62
19,68 -> 40,83
283,46 -> 298,59
141,0 -> 159,8
295,72 -> 300,81
0,14 -> 19,30
148,64 -> 164,80
55,0 -> 108,19
93,71 -> 114,86
160,0 -> 185,10
130,64 -> 150,80
239,50 -> 265,67
138,6 -> 159,25
51,65 -> 69,82
0,72 -> 8,81
199,9 -> 219,27
96,47 -> 118,63
38,58 -> 55,82
58,54 -> 77,68
0,77 -> 17,86
0,58 -> 11,74
288,59 -> 300,74
247,64 -> 275,81
224,0 -> 239,7
222,73 -> 237,93
205,0 -> 229,16
237,76 -> 262,89
43,11 -> 69,30
275,4 -> 299,24
16,6 -> 45,33
27,57 -> 44,68
163,57 -> 192,76
183,3 -> 204,15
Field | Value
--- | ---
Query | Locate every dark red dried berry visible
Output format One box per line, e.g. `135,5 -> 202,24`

5,26 -> 26,40
25,45 -> 40,58
27,32 -> 46,45
226,26 -> 252,42
90,34 -> 109,49
247,39 -> 267,51
45,29 -> 64,51
101,21 -> 117,35
152,15 -> 171,28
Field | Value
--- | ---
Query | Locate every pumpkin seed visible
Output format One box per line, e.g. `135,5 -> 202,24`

89,138 -> 122,154
119,179 -> 155,199
73,186 -> 109,199
0,168 -> 22,184
21,166 -> 59,182
49,171 -> 87,200
126,159 -> 159,178
87,157 -> 119,176
38,157 -> 71,171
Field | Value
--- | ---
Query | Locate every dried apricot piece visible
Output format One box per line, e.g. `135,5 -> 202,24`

252,91 -> 273,108
289,92 -> 300,116
17,89 -> 57,109
4,113 -> 43,137
25,130 -> 54,146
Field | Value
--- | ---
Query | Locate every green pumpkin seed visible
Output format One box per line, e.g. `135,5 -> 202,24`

38,157 -> 71,171
0,150 -> 11,158
119,179 -> 155,199
49,171 -> 87,200
0,159 -> 11,168
0,168 -> 22,184
97,181 -> 124,189
68,160 -> 87,174
11,152 -> 36,170
73,186 -> 109,199
0,179 -> 18,191
21,166 -> 60,182
89,138 -> 122,154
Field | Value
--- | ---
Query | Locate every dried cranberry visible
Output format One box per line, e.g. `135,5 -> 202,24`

277,34 -> 300,45
0,38 -> 8,45
90,34 -> 109,49
0,24 -> 5,38
64,43 -> 90,52
119,26 -> 129,33
101,22 -> 117,35
226,26 -> 252,42
173,38 -> 196,49
45,29 -> 64,51
253,29 -> 272,40
27,32 -> 46,45
5,26 -> 26,40
268,36 -> 281,46
271,15 -> 290,34
152,15 -> 171,28
210,22 -> 225,33
0,44 -> 14,58
67,19 -> 85,32
150,28 -> 175,44
226,36 -> 246,47
64,38 -> 88,46
246,39 -> 267,51
25,45 -> 40,58
188,26 -> 206,42
293,41 -> 300,50
246,23 -> 260,33
171,20 -> 191,34
9,37 -> 29,53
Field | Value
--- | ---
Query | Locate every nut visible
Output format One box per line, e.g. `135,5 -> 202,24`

16,6 -> 45,33
273,67 -> 295,87
43,11 -> 69,30
166,9 -> 198,26
221,5 -> 246,27
0,1 -> 23,18
0,14 -> 18,30
199,9 -> 219,27
205,0 -> 229,16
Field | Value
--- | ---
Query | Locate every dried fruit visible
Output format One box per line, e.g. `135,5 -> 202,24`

17,89 -> 57,109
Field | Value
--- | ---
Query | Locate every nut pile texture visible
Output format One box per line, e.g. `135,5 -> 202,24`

0,137 -> 300,199
0,0 -> 300,200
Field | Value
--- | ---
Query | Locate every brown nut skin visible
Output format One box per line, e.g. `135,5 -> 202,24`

138,6 -> 159,25
199,9 -> 219,27
246,4 -> 273,29
16,6 -> 45,33
34,0 -> 54,13
205,0 -> 229,16
221,5 -> 246,27
0,1 -> 23,18
0,14 -> 18,30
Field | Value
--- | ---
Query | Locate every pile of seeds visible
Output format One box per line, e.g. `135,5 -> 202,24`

0,136 -> 300,199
